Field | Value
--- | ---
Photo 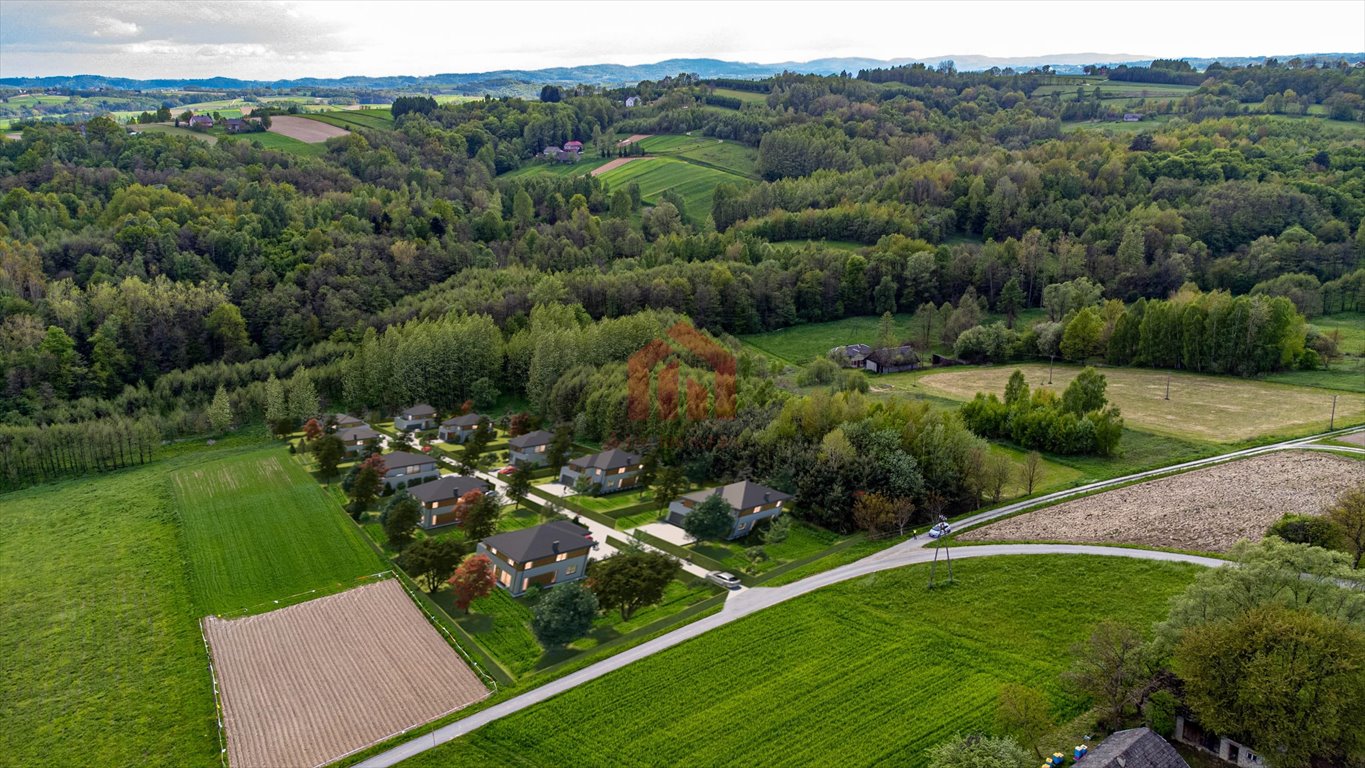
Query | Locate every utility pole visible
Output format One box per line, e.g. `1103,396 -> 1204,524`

1330,395 -> 1338,430
1048,355 -> 1055,385
1165,372 -> 1170,401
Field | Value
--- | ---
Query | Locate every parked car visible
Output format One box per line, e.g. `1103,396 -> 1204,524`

928,522 -> 952,539
496,466 -> 518,476
707,571 -> 743,590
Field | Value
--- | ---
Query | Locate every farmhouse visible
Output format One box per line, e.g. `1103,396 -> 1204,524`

407,474 -> 492,529
394,403 -> 437,431
863,345 -> 920,374
542,145 -> 561,158
668,480 -> 791,539
830,343 -> 873,367
1175,717 -> 1259,768
188,114 -> 213,128
380,451 -> 440,490
438,413 -> 485,443
558,448 -> 643,494
478,519 -> 594,596
555,148 -> 580,163
338,425 -> 381,457
563,140 -> 583,152
1088,727 -> 1189,768
223,118 -> 251,133
508,430 -> 554,466
1123,112 -> 1144,121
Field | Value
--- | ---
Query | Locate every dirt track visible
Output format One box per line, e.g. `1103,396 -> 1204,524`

203,579 -> 488,768
959,451 -> 1365,552
268,115 -> 349,143
591,157 -> 643,176
616,133 -> 651,146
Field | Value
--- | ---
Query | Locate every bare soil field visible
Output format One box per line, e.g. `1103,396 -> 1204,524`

203,579 -> 488,768
591,156 -> 643,176
959,450 -> 1365,552
617,133 -> 652,146
268,115 -> 349,143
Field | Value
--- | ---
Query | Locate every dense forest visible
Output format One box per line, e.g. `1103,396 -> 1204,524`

1,59 -> 1363,495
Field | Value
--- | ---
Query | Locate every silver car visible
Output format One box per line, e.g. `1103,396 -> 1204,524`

707,571 -> 743,589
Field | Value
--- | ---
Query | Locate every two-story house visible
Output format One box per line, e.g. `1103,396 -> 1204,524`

393,404 -> 437,432
478,519 -> 595,596
329,413 -> 366,430
338,425 -> 381,457
379,451 -> 440,491
407,474 -> 492,529
437,413 -> 485,444
558,448 -> 643,494
667,480 -> 792,539
507,430 -> 554,467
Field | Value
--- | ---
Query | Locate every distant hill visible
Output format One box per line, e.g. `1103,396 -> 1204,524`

3,52 -> 1362,93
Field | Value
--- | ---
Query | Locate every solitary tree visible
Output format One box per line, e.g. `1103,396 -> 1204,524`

983,452 -> 1012,503
587,550 -> 679,620
996,684 -> 1054,759
313,434 -> 345,480
1326,485 -> 1365,569
448,554 -> 496,613
1063,620 -> 1152,730
396,536 -> 466,592
1018,451 -> 1043,495
207,385 -> 234,434
504,466 -> 531,511
383,493 -> 421,548
530,581 -> 598,646
680,494 -> 733,541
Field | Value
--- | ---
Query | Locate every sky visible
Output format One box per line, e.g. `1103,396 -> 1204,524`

1,0 -> 1362,80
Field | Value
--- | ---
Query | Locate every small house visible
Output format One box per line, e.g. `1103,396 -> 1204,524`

1123,112 -> 1143,122
223,118 -> 250,133
330,413 -> 365,430
1175,717 -> 1258,768
1088,727 -> 1189,768
508,430 -> 554,466
830,343 -> 873,368
625,96 -> 639,107
380,451 -> 440,490
667,480 -> 791,539
563,140 -> 583,152
188,114 -> 213,129
558,448 -> 643,494
438,413 -> 485,444
863,345 -> 920,374
338,425 -> 382,457
478,519 -> 594,596
407,474 -> 492,529
542,145 -> 561,158
394,404 -> 437,432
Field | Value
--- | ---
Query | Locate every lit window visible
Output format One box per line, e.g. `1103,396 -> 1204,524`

565,564 -> 578,575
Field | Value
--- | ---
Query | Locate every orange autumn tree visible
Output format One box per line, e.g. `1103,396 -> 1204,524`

448,554 -> 496,613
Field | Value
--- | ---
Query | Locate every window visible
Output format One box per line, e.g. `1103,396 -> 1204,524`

565,564 -> 578,576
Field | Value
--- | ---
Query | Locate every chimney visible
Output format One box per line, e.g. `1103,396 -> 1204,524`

552,540 -> 560,553
764,492 -> 770,502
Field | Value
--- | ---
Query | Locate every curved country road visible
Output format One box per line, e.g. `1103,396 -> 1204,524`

357,427 -> 1361,768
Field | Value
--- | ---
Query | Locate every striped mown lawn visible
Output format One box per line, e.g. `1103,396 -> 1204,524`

596,156 -> 752,224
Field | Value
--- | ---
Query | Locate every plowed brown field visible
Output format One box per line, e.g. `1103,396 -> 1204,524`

203,579 -> 488,768
959,451 -> 1365,552
268,115 -> 348,143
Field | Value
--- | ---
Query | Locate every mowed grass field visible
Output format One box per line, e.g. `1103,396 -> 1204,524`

301,108 -> 395,131
399,556 -> 1198,768
740,310 -> 1046,365
902,362 -> 1365,443
711,87 -> 769,105
634,133 -> 760,177
171,447 -> 383,615
596,156 -> 750,224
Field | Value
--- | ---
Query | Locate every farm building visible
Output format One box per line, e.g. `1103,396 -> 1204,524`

478,519 -> 595,596
394,404 -> 437,431
188,114 -> 214,128
830,343 -> 873,367
508,430 -> 554,466
407,474 -> 492,529
1123,112 -> 1143,121
380,451 -> 440,490
667,480 -> 791,539
1088,727 -> 1189,768
438,413 -> 485,443
338,425 -> 381,457
864,345 -> 921,374
558,448 -> 643,494
1175,717 -> 1259,768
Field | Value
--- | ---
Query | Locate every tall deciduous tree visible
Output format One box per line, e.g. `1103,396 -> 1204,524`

397,536 -> 466,592
460,490 -> 502,542
448,554 -> 496,613
996,684 -> 1054,760
587,550 -> 679,620
681,493 -> 733,541
383,493 -> 421,548
314,434 -> 344,480
1327,485 -> 1365,569
1063,620 -> 1152,730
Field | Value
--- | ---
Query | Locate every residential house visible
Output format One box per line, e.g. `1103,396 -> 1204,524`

338,425 -> 382,457
1088,727 -> 1190,768
438,413 -> 485,443
394,404 -> 437,432
330,413 -> 366,430
478,519 -> 595,596
223,117 -> 254,133
624,96 -> 639,107
1175,717 -> 1261,767
558,448 -> 643,494
508,430 -> 554,466
407,474 -> 492,529
555,148 -> 580,163
667,480 -> 791,539
563,140 -> 584,152
542,145 -> 561,158
1123,112 -> 1144,122
379,451 -> 440,490
830,343 -> 873,368
188,114 -> 214,129
863,345 -> 920,374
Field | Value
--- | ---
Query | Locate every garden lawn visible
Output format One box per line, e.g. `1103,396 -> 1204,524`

691,520 -> 843,574
396,556 -> 1198,768
448,587 -> 541,677
172,446 -> 384,615
595,156 -> 750,224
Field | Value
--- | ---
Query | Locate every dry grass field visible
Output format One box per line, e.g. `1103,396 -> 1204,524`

268,115 -> 349,143
959,451 -> 1365,552
905,363 -> 1365,443
203,579 -> 488,768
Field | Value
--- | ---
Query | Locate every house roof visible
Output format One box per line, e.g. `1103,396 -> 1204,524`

399,404 -> 436,418
383,451 -> 434,470
867,345 -> 920,367
1085,728 -> 1189,768
407,474 -> 489,503
339,425 -> 380,442
481,519 -> 593,562
682,480 -> 791,510
570,448 -> 641,471
441,413 -> 484,428
508,430 -> 553,449
332,413 -> 364,427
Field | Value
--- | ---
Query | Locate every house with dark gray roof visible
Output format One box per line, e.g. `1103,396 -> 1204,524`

394,404 -> 437,432
330,413 -> 365,429
477,519 -> 594,596
438,413 -> 486,444
558,448 -> 643,494
407,474 -> 492,529
379,450 -> 440,490
863,345 -> 920,374
338,425 -> 381,457
1088,727 -> 1189,768
508,430 -> 554,467
667,480 -> 792,539
1175,717 -> 1259,768
830,343 -> 873,367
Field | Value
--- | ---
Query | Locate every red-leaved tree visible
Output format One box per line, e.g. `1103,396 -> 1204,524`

448,554 -> 496,613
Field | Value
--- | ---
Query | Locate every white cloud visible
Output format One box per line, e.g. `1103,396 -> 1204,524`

89,17 -> 140,38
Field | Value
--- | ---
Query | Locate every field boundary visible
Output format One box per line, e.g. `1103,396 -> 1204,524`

197,621 -> 230,768
382,571 -> 500,694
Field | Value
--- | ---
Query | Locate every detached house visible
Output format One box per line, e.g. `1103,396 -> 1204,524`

830,343 -> 873,368
338,425 -> 382,457
478,519 -> 595,596
559,448 -> 643,494
668,480 -> 791,539
380,451 -> 440,490
438,413 -> 485,444
188,114 -> 214,129
407,474 -> 492,529
1089,727 -> 1189,768
330,413 -> 365,430
394,404 -> 437,432
863,345 -> 920,374
508,430 -> 554,466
